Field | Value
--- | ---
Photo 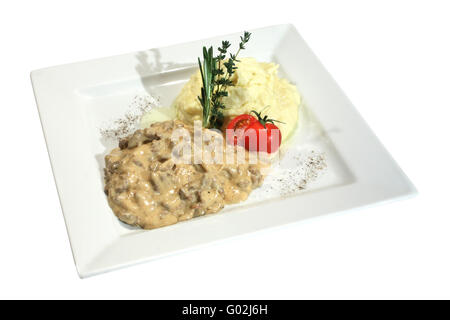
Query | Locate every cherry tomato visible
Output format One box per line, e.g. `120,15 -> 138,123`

226,114 -> 263,146
256,122 -> 282,153
226,112 -> 283,154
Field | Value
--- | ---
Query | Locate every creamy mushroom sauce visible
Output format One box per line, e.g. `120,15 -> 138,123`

104,120 -> 265,229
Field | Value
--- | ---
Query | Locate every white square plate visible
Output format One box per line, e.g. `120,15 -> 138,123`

31,24 -> 416,278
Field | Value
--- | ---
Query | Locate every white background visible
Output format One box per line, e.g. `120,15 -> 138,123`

0,0 -> 449,299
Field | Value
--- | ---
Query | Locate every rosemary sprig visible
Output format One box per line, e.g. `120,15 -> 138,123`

197,31 -> 251,129
197,47 -> 215,127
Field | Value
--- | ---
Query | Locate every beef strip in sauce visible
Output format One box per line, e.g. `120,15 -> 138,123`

104,120 -> 265,230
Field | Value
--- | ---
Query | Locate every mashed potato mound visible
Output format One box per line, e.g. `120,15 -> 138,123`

173,57 -> 301,141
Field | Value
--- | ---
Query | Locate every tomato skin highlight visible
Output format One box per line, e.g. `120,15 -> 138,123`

226,114 -> 282,154
228,114 -> 256,130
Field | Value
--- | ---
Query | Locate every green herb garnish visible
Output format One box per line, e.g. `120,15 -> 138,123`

198,31 -> 251,129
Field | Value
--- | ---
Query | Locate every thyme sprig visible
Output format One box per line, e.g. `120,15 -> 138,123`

197,31 -> 251,129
